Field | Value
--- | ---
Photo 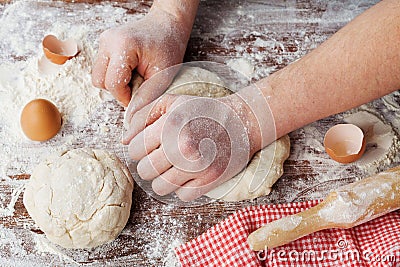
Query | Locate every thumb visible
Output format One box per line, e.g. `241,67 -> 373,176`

124,64 -> 181,127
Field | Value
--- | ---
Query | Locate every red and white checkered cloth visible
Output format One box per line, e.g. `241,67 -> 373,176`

175,200 -> 400,267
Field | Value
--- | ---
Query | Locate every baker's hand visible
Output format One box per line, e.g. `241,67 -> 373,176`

122,93 -> 266,201
92,8 -> 191,107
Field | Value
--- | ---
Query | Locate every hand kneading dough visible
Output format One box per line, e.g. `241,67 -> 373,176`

23,148 -> 134,249
166,66 -> 290,201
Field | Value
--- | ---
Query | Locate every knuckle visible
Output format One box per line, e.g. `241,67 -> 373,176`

179,137 -> 197,156
104,78 -> 118,91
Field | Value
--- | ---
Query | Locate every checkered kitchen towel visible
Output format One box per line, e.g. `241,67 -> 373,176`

175,200 -> 400,267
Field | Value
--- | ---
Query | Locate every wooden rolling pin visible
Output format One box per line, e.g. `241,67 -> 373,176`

248,166 -> 400,251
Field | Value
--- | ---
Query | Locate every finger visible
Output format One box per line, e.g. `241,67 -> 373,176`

127,115 -> 167,160
91,51 -> 109,89
105,54 -> 137,107
122,94 -> 178,145
175,178 -> 217,202
123,101 -> 157,145
136,146 -> 172,181
125,65 -> 181,125
151,167 -> 195,196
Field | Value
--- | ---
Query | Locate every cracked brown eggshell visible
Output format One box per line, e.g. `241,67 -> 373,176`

324,124 -> 366,164
23,148 -> 134,249
42,35 -> 79,65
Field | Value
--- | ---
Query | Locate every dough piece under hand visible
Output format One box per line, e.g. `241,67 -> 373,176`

167,66 -> 230,98
23,148 -> 134,249
166,66 -> 290,201
206,135 -> 290,201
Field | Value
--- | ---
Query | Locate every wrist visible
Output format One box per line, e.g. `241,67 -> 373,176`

223,85 -> 277,155
221,88 -> 268,157
150,1 -> 198,36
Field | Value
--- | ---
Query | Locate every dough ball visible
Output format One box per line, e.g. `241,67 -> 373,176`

166,66 -> 290,201
23,148 -> 134,249
167,66 -> 230,98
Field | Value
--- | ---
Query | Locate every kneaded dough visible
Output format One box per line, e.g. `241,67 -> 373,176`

166,66 -> 290,201
205,136 -> 290,201
167,66 -> 230,98
23,148 -> 134,249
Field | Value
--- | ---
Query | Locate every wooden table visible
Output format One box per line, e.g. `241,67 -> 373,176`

1,0 -> 398,266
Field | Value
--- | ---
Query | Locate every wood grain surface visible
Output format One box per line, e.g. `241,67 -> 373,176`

1,0 -> 399,266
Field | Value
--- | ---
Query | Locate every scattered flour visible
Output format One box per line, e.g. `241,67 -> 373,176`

163,239 -> 183,267
0,182 -> 24,217
0,1 -> 144,266
33,234 -> 79,265
0,225 -> 53,267
139,213 -> 185,267
227,58 -> 254,79
284,101 -> 400,203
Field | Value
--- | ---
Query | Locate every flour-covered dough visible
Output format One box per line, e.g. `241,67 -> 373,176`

206,135 -> 290,201
167,66 -> 230,98
166,66 -> 290,201
23,148 -> 134,249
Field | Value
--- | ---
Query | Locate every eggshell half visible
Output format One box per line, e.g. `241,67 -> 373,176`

38,55 -> 61,75
20,99 -> 62,141
42,35 -> 78,65
324,124 -> 366,164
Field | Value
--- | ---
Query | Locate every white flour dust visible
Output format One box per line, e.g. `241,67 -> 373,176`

33,234 -> 80,265
318,170 -> 396,225
0,1 -> 140,178
0,2 -> 185,265
0,182 -> 24,217
136,208 -> 185,267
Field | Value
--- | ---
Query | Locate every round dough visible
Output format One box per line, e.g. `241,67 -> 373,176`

205,136 -> 290,201
23,148 -> 134,249
167,66 -> 290,201
167,66 -> 230,98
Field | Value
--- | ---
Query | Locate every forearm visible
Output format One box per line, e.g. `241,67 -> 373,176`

257,0 -> 400,139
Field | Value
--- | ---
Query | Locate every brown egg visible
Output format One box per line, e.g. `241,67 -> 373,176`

20,99 -> 62,141
42,35 -> 78,65
324,124 -> 366,164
